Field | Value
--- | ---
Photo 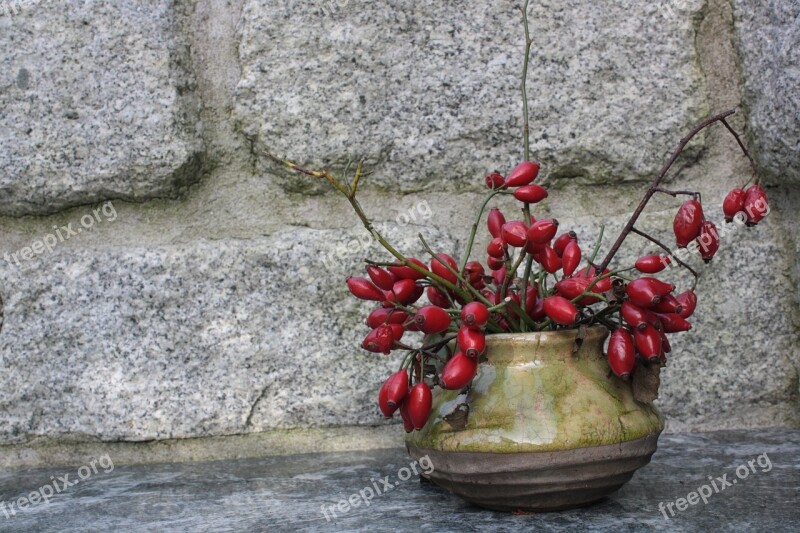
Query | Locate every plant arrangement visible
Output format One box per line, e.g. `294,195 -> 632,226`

266,3 -> 770,435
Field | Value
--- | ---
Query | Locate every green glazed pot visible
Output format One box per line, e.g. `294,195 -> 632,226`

405,327 -> 664,512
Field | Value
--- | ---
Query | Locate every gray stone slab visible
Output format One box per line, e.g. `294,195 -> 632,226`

732,0 -> 800,183
0,428 -> 798,532
0,0 -> 204,215
235,0 -> 708,191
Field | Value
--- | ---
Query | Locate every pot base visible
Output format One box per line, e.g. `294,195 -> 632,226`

407,432 -> 660,512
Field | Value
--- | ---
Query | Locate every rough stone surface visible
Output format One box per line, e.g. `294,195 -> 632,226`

0,429 -> 798,531
0,0 -> 204,215
732,0 -> 800,183
235,0 -> 708,191
0,225 -> 455,445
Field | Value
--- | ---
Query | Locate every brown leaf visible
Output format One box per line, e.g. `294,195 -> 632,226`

443,403 -> 470,431
632,360 -> 661,403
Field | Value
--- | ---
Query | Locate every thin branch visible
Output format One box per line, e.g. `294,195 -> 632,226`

597,109 -> 736,272
720,118 -> 760,184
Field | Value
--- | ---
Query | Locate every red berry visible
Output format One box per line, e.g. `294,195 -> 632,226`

366,266 -> 396,291
501,221 -> 529,248
389,278 -> 421,305
696,220 -> 720,263
652,294 -> 683,315
621,301 -> 649,331
527,292 -> 546,321
634,325 -> 662,361
366,308 -> 409,328
414,305 -> 452,334
561,241 -> 581,277
426,286 -> 451,308
513,184 -> 548,204
487,256 -> 505,271
388,258 -> 429,280
487,237 -> 507,259
347,277 -> 386,301
635,255 -> 671,274
464,261 -> 486,289
487,208 -> 506,239
626,278 -> 668,308
723,188 -> 747,223
431,253 -> 458,284
485,172 -> 505,190
553,232 -> 578,256
743,184 -> 769,225
543,295 -> 580,326
461,302 -> 489,329
675,290 -> 697,319
673,200 -> 704,248
554,277 -> 599,305
399,400 -> 414,433
654,313 -> 691,333
607,328 -> 636,379
492,265 -> 508,286
539,245 -> 562,274
440,351 -> 478,390
407,383 -> 432,430
505,161 -> 541,187
527,218 -> 559,244
388,323 -> 405,341
574,266 -> 613,293
661,333 -> 672,354
457,326 -> 486,358
362,325 -> 395,354
382,370 -> 409,411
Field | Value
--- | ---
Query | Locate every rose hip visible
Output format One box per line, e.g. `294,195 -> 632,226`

431,253 -> 459,284
621,301 -> 649,331
487,208 -> 506,239
502,221 -> 529,248
527,218 -> 559,244
458,325 -> 486,358
367,266 -> 396,291
461,302 -> 489,328
347,277 -> 387,302
635,255 -> 671,274
673,199 -> 704,248
362,325 -> 395,354
675,290 -> 697,318
561,240 -> 581,276
485,172 -> 505,190
634,324 -> 662,361
440,351 -> 478,390
414,305 -> 452,334
539,245 -> 562,274
553,231 -> 578,256
487,237 -> 507,259
426,286 -> 451,308
723,188 -> 746,222
655,313 -> 691,333
607,328 -> 636,379
388,258 -> 429,280
407,383 -> 432,430
744,184 -> 769,225
399,400 -> 414,433
383,370 -> 409,409
464,261 -> 486,289
543,295 -> 580,326
505,161 -> 540,187
697,220 -> 720,263
513,184 -> 548,204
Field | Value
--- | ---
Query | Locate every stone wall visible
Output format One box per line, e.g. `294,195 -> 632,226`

0,0 -> 798,456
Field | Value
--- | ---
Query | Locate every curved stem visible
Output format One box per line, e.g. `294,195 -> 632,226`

459,188 -> 509,272
597,110 -> 736,272
629,227 -> 699,290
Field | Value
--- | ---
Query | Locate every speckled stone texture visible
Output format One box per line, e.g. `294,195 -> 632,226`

235,0 -> 708,191
732,0 -> 800,183
0,429 -> 797,532
0,0 -> 203,215
0,226 -> 455,444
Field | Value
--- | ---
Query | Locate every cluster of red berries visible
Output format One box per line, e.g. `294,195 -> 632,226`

346,160 -> 769,431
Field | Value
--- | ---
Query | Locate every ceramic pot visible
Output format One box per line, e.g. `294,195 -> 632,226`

405,327 -> 664,512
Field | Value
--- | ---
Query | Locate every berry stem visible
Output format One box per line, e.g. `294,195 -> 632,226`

520,0 -> 533,162
653,188 -> 700,199
597,110 -> 736,273
459,188 -> 510,273
719,118 -> 761,185
519,255 -> 535,331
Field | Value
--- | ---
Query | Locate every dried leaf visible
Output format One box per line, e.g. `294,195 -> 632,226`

443,403 -> 470,431
632,360 -> 661,403
573,324 -> 589,354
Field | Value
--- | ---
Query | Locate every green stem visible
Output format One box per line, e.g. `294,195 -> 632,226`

520,0 -> 533,161
459,188 -> 509,273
